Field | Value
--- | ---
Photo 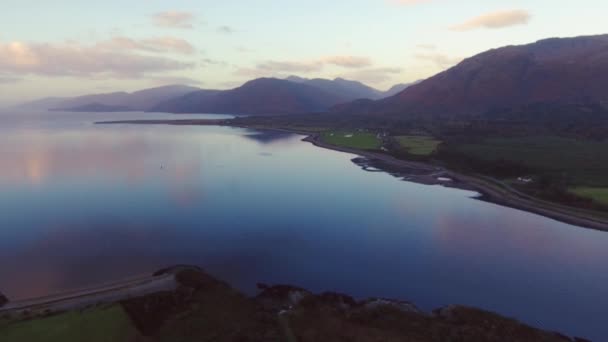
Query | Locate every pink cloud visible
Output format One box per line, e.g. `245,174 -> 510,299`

99,36 -> 196,54
450,9 -> 531,31
0,40 -> 194,78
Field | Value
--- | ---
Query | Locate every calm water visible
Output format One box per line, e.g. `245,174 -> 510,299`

1,110 -> 607,340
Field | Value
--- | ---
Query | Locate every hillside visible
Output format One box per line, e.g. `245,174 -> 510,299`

287,76 -> 384,100
152,78 -> 345,115
340,34 -> 608,119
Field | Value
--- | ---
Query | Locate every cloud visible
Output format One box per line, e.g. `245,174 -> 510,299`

450,9 -> 531,31
322,56 -> 373,68
256,60 -> 324,73
152,11 -> 196,29
217,26 -> 236,34
150,76 -> 202,86
201,58 -> 229,67
0,40 -> 194,78
251,55 -> 373,74
98,36 -> 195,54
338,67 -> 402,85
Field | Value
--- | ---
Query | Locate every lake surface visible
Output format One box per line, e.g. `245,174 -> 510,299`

1,109 -> 607,340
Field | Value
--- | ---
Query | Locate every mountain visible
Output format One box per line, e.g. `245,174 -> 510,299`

118,85 -> 202,111
56,103 -> 133,112
382,82 -> 419,97
339,34 -> 608,119
287,77 -> 384,101
153,78 -> 345,115
16,97 -> 68,110
22,85 -> 200,112
55,92 -> 131,111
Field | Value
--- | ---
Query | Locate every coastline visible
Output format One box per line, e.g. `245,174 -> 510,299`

302,133 -> 608,231
95,119 -> 608,231
0,266 -> 586,341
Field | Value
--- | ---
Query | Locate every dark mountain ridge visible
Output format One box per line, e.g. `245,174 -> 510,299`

338,34 -> 608,120
152,78 -> 345,115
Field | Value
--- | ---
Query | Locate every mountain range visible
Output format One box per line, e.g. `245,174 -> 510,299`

20,34 -> 608,120
338,34 -> 608,120
20,85 -> 200,112
20,77 -> 410,115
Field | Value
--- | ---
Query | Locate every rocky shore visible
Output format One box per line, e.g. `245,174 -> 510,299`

0,266 -> 591,341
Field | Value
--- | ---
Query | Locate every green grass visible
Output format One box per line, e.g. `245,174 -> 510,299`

570,187 -> 608,205
0,305 -> 139,342
447,136 -> 608,186
395,135 -> 441,156
321,131 -> 382,150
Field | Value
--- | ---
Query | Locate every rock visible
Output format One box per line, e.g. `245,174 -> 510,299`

361,298 -> 422,314
0,291 -> 8,307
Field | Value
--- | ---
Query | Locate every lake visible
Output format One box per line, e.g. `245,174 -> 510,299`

0,109 -> 606,340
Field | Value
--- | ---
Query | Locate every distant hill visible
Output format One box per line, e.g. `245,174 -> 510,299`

382,82 -> 419,98
285,76 -> 384,101
152,78 -> 345,115
338,34 -> 608,120
21,85 -> 200,112
53,103 -> 133,112
55,92 -> 131,111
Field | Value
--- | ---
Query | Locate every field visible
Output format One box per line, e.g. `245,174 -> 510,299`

321,131 -> 382,150
444,136 -> 608,186
0,305 -> 138,342
569,187 -> 608,206
395,135 -> 441,156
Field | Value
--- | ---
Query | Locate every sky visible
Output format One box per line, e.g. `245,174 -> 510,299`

1,0 -> 607,104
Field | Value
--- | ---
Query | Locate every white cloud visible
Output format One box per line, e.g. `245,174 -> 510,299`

256,60 -> 324,73
322,56 -> 373,68
338,67 -> 402,85
0,40 -> 194,78
152,11 -> 196,29
450,9 -> 531,31
252,55 -> 373,74
201,58 -> 229,67
150,76 -> 202,86
98,36 -> 195,54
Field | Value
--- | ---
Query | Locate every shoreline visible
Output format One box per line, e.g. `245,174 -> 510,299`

0,265 -> 584,341
95,119 -> 608,231
302,133 -> 608,231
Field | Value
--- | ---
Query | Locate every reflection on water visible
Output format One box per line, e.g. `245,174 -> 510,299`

0,110 -> 607,340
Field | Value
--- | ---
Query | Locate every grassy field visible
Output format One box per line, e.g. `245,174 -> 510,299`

321,131 -> 382,150
569,187 -> 608,206
445,136 -> 608,186
0,305 -> 139,342
395,135 -> 441,156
